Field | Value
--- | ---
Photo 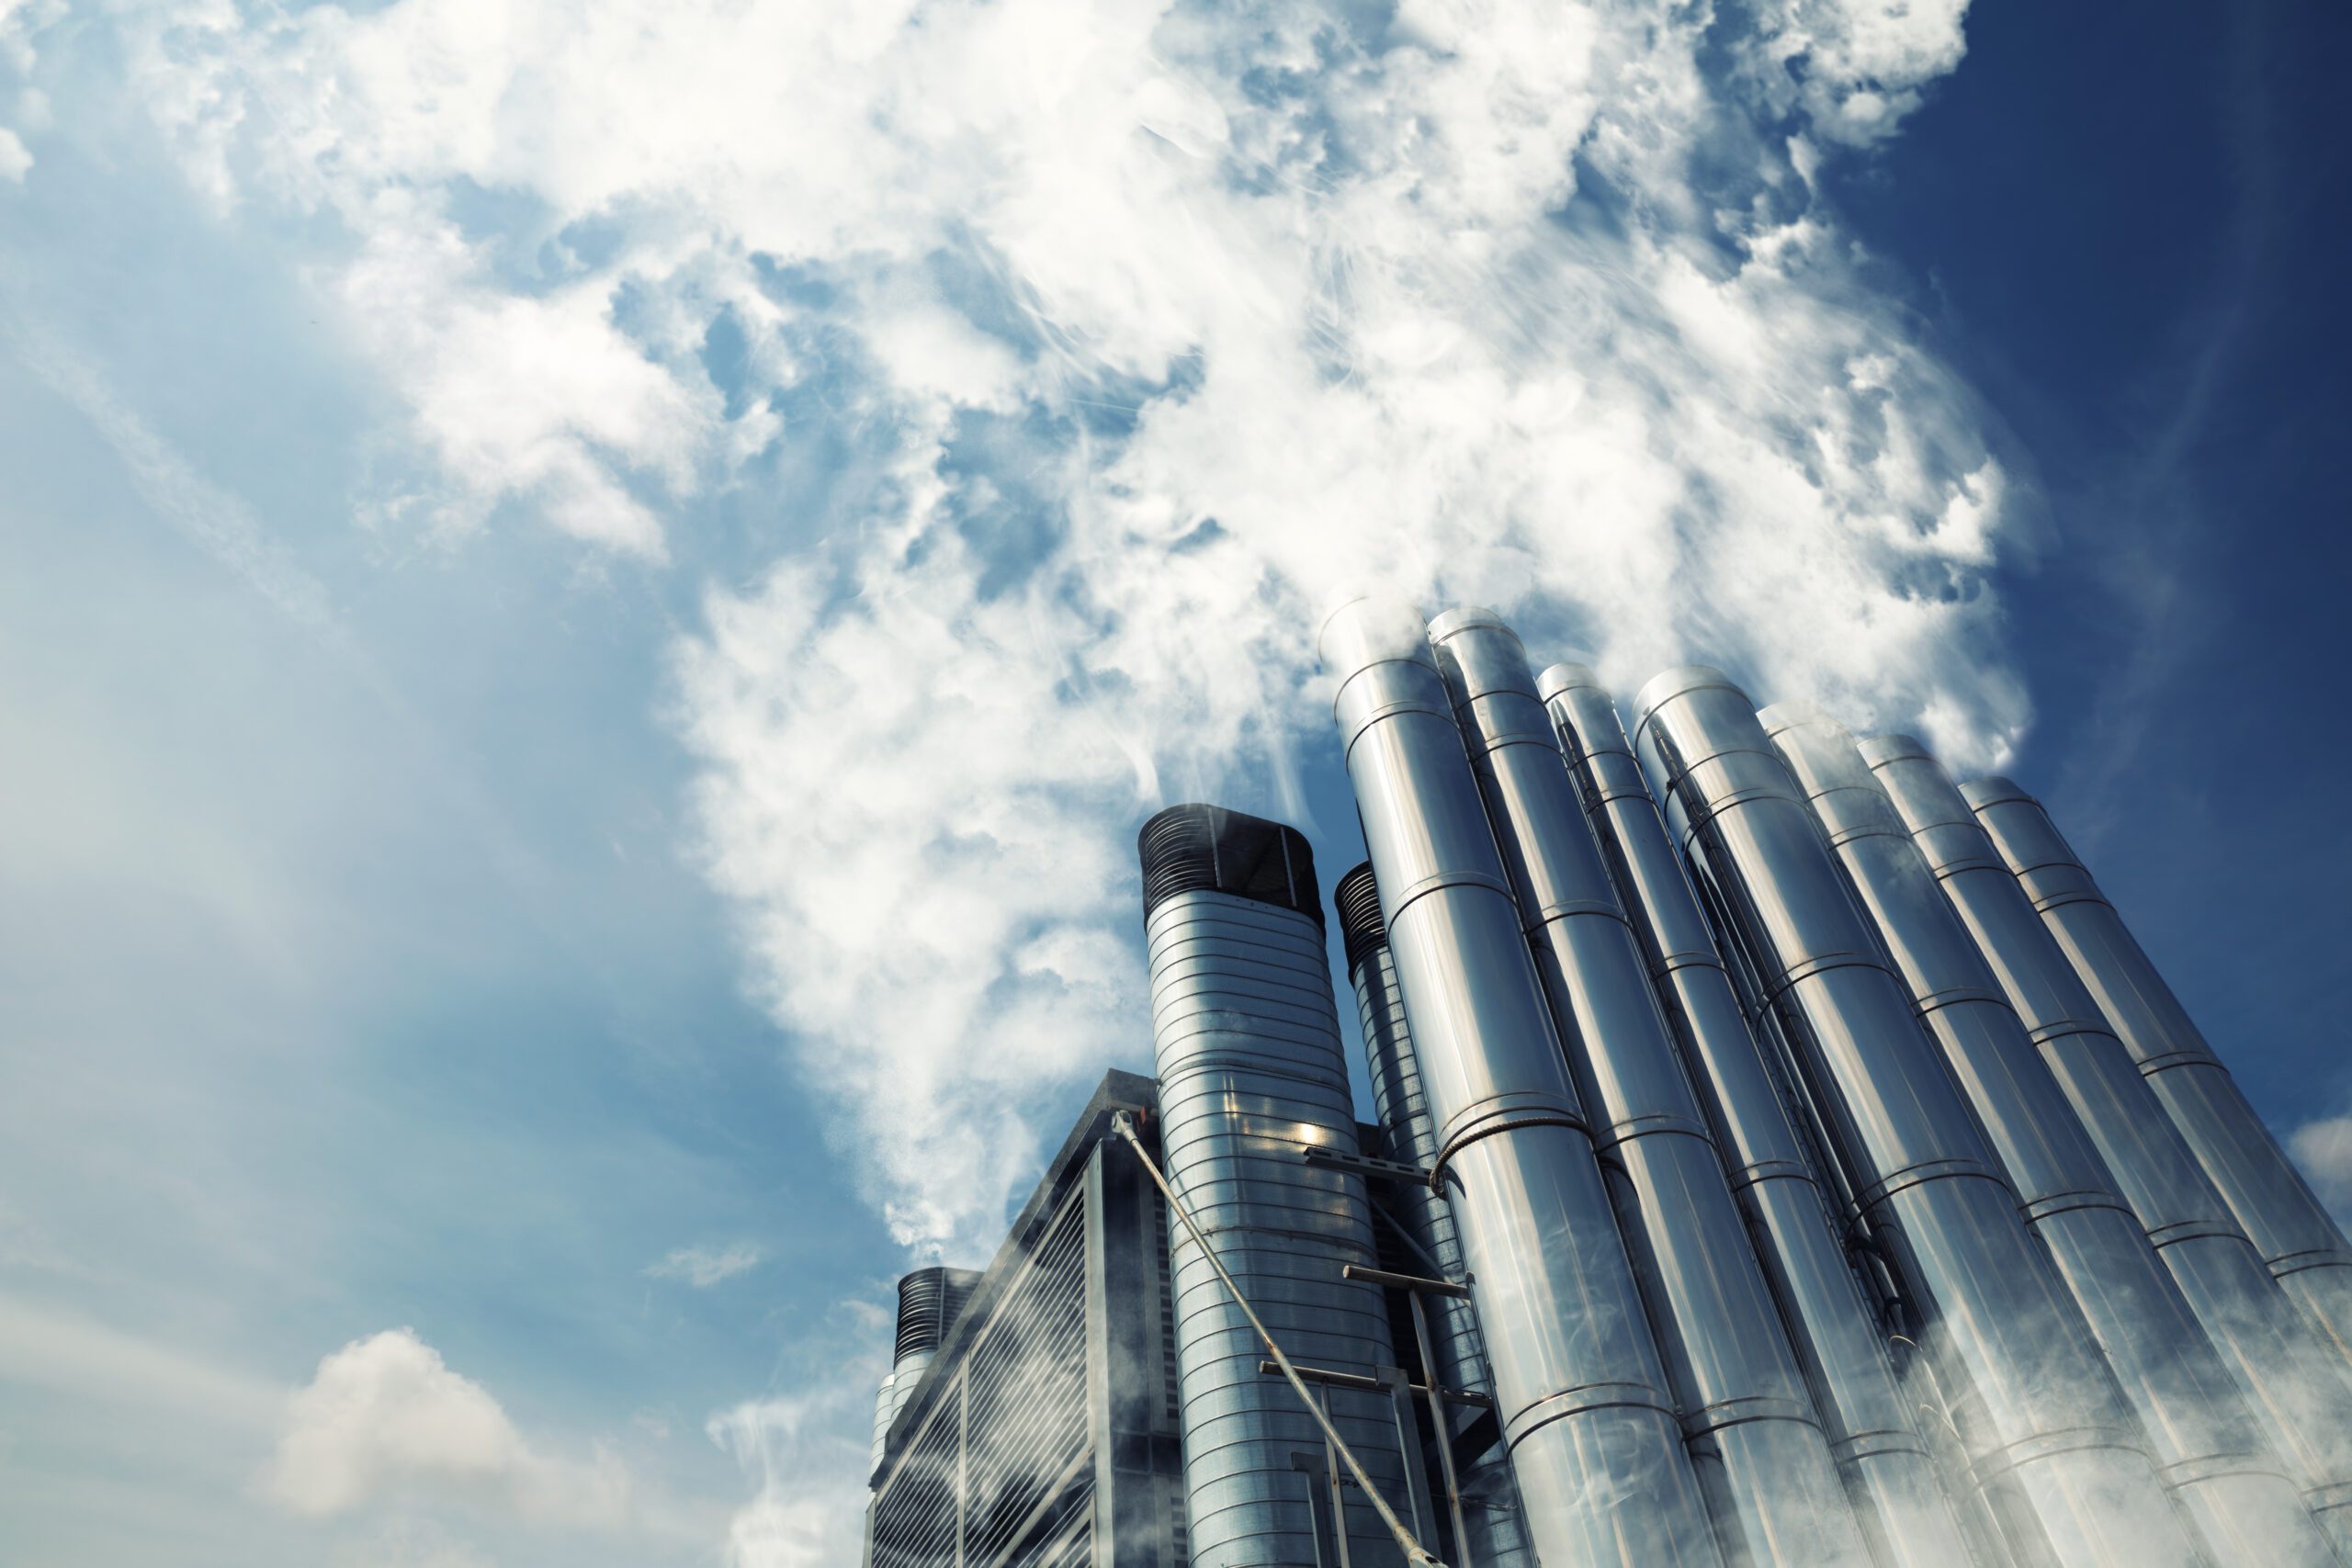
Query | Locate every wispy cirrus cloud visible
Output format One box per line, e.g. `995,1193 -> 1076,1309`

646,1242 -> 763,1289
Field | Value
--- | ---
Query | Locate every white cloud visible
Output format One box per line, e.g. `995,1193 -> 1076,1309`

2291,1114 -> 2352,1222
646,1241 -> 763,1288
259,1328 -> 633,1528
0,125 -> 28,181
705,1390 -> 869,1568
50,0 -> 2012,1254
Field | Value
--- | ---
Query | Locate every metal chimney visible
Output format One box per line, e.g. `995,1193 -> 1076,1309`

1868,735 -> 2352,1556
1137,802 -> 1415,1566
1430,610 -> 1873,1568
1337,861 -> 1535,1568
1320,596 -> 1725,1568
1540,663 -> 1982,1568
1633,666 -> 2204,1568
1962,777 -> 2352,1371
1766,706 -> 2341,1568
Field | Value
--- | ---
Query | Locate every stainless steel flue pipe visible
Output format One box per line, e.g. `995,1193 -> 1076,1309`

1542,664 -> 1983,1568
1962,778 -> 2352,1371
1339,862 -> 1538,1568
1430,611 -> 1874,1568
1634,667 -> 2206,1568
1868,737 -> 2352,1556
1322,598 -> 1726,1568
1767,708 -> 2342,1568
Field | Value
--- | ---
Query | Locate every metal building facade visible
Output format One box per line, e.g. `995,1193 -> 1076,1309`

866,1072 -> 1190,1568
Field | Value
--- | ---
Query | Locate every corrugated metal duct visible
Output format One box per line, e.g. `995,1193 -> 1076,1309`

1139,802 -> 1415,1566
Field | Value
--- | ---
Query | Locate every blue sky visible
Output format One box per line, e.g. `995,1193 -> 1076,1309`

1,4 -> 2347,1566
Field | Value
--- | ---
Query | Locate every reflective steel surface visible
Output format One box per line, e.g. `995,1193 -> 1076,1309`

1963,777 -> 2352,1372
1343,861 -> 1538,1568
1634,667 -> 2206,1568
1323,596 -> 1724,1568
1766,707 -> 2340,1568
1434,611 -> 1872,1568
1146,878 -> 1414,1565
1543,662 -> 1983,1568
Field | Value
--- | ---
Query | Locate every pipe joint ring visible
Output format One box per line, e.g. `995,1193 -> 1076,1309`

2018,1190 -> 2136,1225
2156,1452 -> 2289,1490
1429,1111 -> 1591,1197
1380,867 -> 1518,926
1968,1424 -> 2143,1484
1834,1430 -> 1936,1465
2141,1217 -> 2248,1250
1679,1395 -> 1820,1441
1851,1158 -> 2008,1217
2267,1247 -> 2352,1280
1503,1383 -> 1681,1450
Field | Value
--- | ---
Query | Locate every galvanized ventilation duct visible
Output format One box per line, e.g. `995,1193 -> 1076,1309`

1336,860 -> 1535,1568
1320,596 -> 1724,1568
1634,665 -> 2205,1568
1431,610 -> 1874,1568
1766,705 -> 2340,1568
1867,735 -> 2352,1557
1539,663 -> 1978,1568
1138,802 -> 1414,1566
1963,776 -> 2352,1371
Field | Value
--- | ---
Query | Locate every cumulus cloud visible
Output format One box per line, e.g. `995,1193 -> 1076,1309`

646,1241 -> 764,1288
2291,1114 -> 2352,1222
49,0 -> 2014,1253
259,1328 -> 633,1527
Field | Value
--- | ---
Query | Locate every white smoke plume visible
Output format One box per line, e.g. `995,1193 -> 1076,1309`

68,0 -> 2018,1256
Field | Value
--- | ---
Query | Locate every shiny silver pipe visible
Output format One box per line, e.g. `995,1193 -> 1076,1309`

1322,597 -> 1725,1568
1431,611 -> 1873,1568
1963,777 -> 2352,1371
1140,804 -> 1414,1565
1767,707 -> 2341,1568
1340,861 -> 1538,1568
1869,736 -> 2352,1555
1633,666 -> 2205,1568
1541,663 -> 1983,1568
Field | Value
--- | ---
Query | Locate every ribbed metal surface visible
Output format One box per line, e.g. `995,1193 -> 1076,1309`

1634,665 -> 2205,1568
1433,610 -> 1872,1568
1539,662 -> 1978,1568
1140,803 -> 1324,934
1337,859 -> 1536,1568
869,1198 -> 1091,1568
1144,832 -> 1412,1568
1963,776 -> 2352,1371
1766,705 -> 2340,1568
1321,596 -> 1724,1568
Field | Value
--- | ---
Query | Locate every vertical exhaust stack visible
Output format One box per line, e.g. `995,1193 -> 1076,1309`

1541,664 -> 1981,1568
1869,736 -> 2352,1555
1337,862 -> 1535,1568
867,1370 -> 896,1487
1320,597 -> 1725,1568
1766,707 -> 2342,1568
886,1267 -> 983,1432
1633,667 -> 2205,1568
1963,777 -> 2352,1370
1137,803 -> 1414,1567
1429,611 -> 1874,1568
